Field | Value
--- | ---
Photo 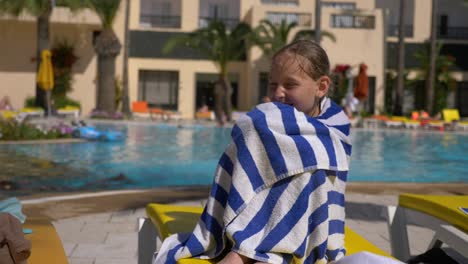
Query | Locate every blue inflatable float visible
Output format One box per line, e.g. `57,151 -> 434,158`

74,126 -> 126,141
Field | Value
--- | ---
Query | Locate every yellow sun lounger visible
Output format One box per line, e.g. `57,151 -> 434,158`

23,217 -> 69,264
138,203 -> 391,264
442,109 -> 468,130
387,194 -> 468,261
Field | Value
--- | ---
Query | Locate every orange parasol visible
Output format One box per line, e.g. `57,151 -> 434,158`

353,63 -> 368,101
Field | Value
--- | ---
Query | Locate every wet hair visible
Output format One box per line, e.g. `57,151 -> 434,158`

271,39 -> 333,95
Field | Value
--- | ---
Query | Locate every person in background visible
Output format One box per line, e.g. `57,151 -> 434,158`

0,96 -> 14,111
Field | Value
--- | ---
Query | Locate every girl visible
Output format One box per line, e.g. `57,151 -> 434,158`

155,40 -> 351,264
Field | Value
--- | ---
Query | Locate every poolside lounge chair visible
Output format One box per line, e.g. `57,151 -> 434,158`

138,203 -> 392,264
195,111 -> 214,120
23,217 -> 68,264
442,109 -> 468,130
362,115 -> 388,128
384,116 -> 406,128
425,120 -> 445,131
19,107 -> 44,119
386,193 -> 468,262
403,119 -> 420,129
132,101 -> 151,119
0,110 -> 18,120
132,101 -> 168,120
57,105 -> 80,119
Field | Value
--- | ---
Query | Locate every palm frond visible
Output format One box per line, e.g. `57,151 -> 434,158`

0,0 -> 51,16
163,20 -> 251,71
252,19 -> 298,56
86,0 -> 121,28
293,29 -> 336,43
57,0 -> 91,12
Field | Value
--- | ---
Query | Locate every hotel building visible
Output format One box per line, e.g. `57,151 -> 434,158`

1,0 -> 467,118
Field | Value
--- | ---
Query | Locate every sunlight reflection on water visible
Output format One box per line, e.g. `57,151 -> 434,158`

0,124 -> 467,193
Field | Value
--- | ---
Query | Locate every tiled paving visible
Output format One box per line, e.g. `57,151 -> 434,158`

52,194 -> 455,264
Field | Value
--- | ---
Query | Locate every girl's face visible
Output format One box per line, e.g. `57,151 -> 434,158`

268,52 -> 330,117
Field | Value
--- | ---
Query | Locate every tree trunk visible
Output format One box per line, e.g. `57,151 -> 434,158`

214,79 -> 225,125
314,0 -> 321,44
393,0 -> 406,116
35,7 -> 52,112
223,78 -> 233,122
96,54 -> 116,112
426,0 -> 438,115
94,29 -> 121,113
121,0 -> 131,116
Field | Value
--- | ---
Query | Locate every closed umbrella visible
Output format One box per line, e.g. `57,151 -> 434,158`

37,50 -> 54,117
353,63 -> 369,101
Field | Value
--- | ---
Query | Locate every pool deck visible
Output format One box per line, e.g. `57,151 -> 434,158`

19,183 -> 468,264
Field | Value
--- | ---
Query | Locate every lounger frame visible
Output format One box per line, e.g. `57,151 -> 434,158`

386,205 -> 468,261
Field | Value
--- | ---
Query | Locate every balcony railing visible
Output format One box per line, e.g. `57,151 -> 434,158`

199,17 -> 240,29
330,14 -> 375,29
140,14 -> 181,29
266,12 -> 312,27
387,25 -> 414,37
438,26 -> 468,40
261,0 -> 298,6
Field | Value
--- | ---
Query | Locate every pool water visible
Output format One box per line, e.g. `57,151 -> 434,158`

1,123 -> 467,193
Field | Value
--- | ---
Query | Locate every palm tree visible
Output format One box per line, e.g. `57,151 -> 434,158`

252,19 -> 297,57
64,0 -> 122,113
414,42 -> 455,115
163,21 -> 252,125
252,19 -> 336,59
0,0 -> 53,111
121,0 -> 131,116
86,0 -> 122,113
393,0 -> 406,116
294,29 -> 336,43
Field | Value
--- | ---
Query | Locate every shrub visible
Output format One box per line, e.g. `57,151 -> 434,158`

52,39 -> 78,98
0,119 -> 73,141
24,97 -> 36,108
54,97 -> 81,109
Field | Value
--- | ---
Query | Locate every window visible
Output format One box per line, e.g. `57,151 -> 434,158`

330,15 -> 375,29
322,2 -> 356,10
208,4 -> 228,19
261,0 -> 298,6
138,71 -> 179,109
140,0 -> 181,28
266,12 -> 312,26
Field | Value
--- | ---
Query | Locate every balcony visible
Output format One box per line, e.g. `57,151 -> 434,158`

140,14 -> 181,28
199,17 -> 240,30
0,6 -> 100,25
438,26 -> 468,40
261,0 -> 298,6
266,12 -> 312,27
330,14 -> 375,29
387,25 -> 414,37
321,2 -> 356,10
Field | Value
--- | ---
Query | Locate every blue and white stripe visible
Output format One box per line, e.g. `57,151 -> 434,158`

154,98 -> 351,264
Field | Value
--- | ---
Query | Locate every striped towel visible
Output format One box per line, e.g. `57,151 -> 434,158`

154,98 -> 351,264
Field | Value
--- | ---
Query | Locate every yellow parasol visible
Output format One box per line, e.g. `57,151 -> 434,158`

36,50 -> 54,116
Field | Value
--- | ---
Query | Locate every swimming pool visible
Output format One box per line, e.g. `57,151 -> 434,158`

1,123 -> 467,193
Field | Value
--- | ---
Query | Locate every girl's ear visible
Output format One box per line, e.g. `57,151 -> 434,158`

317,76 -> 331,97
